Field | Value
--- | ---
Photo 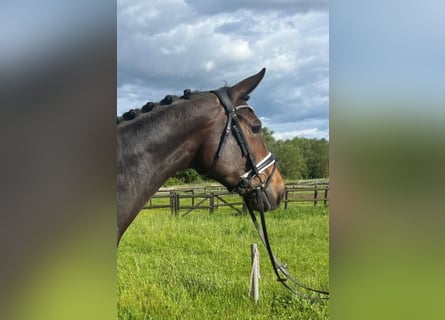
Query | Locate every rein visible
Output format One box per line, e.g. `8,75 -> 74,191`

211,87 -> 329,300
247,191 -> 329,300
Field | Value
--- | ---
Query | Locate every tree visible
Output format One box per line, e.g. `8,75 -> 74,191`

309,138 -> 329,178
164,168 -> 202,186
261,127 -> 276,150
273,139 -> 307,180
261,127 -> 329,180
297,138 -> 329,179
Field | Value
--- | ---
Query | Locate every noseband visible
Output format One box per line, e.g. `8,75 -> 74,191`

209,87 -> 277,203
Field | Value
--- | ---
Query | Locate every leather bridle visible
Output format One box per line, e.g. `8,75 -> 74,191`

209,87 -> 330,300
209,87 -> 277,206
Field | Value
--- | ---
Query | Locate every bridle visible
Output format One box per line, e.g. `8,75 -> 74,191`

209,87 -> 330,300
208,88 -> 277,204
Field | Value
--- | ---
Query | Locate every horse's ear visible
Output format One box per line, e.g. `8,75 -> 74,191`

228,68 -> 266,102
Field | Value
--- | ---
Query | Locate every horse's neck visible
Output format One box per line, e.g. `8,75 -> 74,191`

119,107 -> 205,190
117,100 -> 213,231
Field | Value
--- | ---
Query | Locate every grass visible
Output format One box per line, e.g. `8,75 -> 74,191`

117,205 -> 329,319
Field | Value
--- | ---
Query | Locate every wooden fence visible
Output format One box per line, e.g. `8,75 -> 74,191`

283,184 -> 329,209
143,182 -> 329,216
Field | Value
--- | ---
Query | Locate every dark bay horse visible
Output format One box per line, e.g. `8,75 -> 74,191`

117,68 -> 285,243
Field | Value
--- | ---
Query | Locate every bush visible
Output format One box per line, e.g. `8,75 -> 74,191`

164,169 -> 202,186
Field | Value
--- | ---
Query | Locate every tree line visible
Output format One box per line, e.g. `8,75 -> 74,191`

261,128 -> 329,180
165,127 -> 329,185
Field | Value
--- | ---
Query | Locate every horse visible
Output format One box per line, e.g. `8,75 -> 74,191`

117,68 -> 285,243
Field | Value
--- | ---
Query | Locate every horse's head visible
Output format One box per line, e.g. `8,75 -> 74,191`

194,68 -> 285,211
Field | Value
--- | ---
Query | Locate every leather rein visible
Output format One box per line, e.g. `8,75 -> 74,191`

210,87 -> 329,300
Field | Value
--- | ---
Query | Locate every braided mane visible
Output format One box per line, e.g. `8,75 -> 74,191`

117,89 -> 199,125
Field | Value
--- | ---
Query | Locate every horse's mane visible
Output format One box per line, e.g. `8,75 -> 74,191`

117,89 -> 201,125
117,85 -> 251,127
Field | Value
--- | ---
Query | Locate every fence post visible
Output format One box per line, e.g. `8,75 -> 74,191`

314,183 -> 318,206
169,191 -> 176,215
175,192 -> 180,215
209,192 -> 214,214
250,243 -> 260,303
284,189 -> 289,209
324,186 -> 328,207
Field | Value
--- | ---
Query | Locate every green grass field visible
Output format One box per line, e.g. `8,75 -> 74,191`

117,205 -> 329,319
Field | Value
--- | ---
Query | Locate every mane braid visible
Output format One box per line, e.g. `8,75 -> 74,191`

117,89 -> 201,126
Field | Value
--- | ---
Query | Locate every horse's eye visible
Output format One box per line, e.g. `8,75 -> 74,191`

251,125 -> 262,134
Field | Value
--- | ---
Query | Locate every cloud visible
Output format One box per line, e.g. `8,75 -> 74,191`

273,128 -> 327,141
118,0 -> 328,140
263,118 -> 329,140
184,0 -> 328,15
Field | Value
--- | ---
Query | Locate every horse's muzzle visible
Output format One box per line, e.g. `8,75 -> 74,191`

243,185 -> 284,212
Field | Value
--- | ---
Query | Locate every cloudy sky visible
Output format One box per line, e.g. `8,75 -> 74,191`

117,0 -> 328,140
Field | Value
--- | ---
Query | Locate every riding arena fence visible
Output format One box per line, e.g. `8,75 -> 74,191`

143,180 -> 329,216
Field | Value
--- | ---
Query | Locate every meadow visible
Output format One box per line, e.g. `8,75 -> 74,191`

117,204 -> 329,319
